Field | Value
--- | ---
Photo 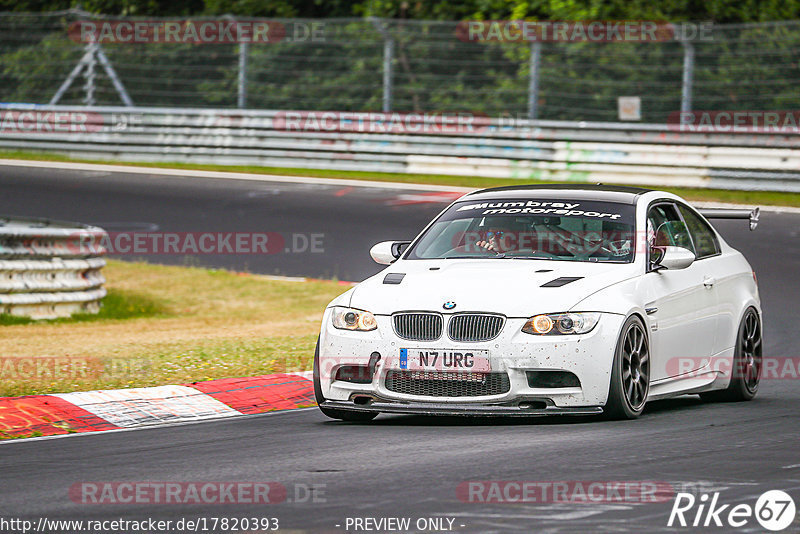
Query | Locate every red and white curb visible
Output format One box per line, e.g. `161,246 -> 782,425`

0,371 -> 315,441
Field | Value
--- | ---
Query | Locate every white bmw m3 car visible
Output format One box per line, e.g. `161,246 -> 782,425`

314,185 -> 762,421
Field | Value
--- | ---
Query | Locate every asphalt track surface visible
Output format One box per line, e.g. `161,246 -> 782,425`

0,163 -> 455,281
1,163 -> 799,533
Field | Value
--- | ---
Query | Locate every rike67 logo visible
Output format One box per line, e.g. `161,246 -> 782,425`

668,490 -> 796,531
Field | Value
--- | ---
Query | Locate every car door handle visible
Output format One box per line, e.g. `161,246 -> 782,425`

703,276 -> 716,288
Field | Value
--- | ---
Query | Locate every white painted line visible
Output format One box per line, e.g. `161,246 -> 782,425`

782,463 -> 800,469
0,159 -> 474,193
258,274 -> 309,283
52,385 -> 239,428
252,274 -> 358,285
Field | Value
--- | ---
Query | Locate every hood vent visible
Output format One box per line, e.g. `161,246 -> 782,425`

383,273 -> 406,285
541,276 -> 583,288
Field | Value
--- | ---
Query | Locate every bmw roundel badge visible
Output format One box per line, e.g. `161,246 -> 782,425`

443,301 -> 456,310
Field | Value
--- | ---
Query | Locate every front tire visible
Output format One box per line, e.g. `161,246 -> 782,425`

605,316 -> 650,420
313,338 -> 377,422
700,307 -> 762,402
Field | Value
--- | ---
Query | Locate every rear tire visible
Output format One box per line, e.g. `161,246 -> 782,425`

313,338 -> 377,422
604,316 -> 650,420
700,308 -> 761,402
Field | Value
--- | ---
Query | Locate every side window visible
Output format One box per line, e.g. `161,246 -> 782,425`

677,204 -> 720,258
647,203 -> 694,252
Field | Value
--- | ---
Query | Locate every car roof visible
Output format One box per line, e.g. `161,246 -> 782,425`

465,184 -> 653,205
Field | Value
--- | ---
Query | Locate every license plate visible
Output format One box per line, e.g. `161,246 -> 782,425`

397,349 -> 491,372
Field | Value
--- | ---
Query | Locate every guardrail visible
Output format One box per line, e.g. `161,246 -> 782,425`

1,104 -> 799,192
0,216 -> 107,319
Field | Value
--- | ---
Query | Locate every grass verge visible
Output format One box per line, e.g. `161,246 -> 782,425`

2,150 -> 800,208
0,259 -> 345,397
0,289 -> 164,326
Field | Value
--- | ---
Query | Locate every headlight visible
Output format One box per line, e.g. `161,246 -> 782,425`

331,306 -> 377,331
522,312 -> 600,335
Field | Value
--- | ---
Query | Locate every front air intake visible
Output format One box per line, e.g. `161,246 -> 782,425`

526,370 -> 581,388
385,370 -> 511,397
334,365 -> 373,384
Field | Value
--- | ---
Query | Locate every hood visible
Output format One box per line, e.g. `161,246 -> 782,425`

350,259 -> 637,317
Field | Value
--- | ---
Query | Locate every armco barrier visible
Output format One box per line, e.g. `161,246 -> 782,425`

0,217 -> 107,319
1,105 -> 800,191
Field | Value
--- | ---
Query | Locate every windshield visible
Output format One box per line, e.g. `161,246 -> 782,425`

406,198 -> 636,263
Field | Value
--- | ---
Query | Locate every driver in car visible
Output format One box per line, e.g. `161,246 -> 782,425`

474,218 -> 534,253
475,226 -> 513,253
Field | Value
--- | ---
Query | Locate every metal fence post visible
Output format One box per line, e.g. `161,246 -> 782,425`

95,45 -> 134,107
83,42 -> 97,106
527,41 -> 542,120
382,36 -> 394,113
681,40 -> 695,114
238,42 -> 248,109
370,18 -> 393,112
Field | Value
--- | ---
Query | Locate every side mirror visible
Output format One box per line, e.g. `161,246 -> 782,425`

651,246 -> 695,271
370,241 -> 410,265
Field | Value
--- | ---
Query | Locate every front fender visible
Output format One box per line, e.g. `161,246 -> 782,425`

570,277 -> 648,327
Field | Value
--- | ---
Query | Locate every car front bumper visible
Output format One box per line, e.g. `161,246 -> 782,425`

318,309 -> 626,412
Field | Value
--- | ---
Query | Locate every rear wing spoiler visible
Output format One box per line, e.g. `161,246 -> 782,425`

697,207 -> 760,231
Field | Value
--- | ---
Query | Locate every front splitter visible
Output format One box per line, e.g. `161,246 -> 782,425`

320,400 -> 603,417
